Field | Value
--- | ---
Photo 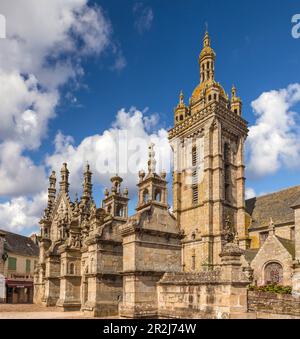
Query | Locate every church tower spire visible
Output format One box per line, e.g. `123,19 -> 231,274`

199,30 -> 216,83
169,31 -> 250,271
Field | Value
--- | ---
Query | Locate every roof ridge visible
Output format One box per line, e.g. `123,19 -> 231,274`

0,229 -> 33,240
246,185 -> 300,202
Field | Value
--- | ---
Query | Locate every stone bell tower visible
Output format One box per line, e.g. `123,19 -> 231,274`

169,31 -> 250,271
136,143 -> 168,211
102,174 -> 129,220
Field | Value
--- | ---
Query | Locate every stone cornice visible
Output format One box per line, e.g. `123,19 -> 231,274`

169,102 -> 248,140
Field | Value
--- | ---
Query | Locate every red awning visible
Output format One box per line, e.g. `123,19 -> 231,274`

5,279 -> 33,288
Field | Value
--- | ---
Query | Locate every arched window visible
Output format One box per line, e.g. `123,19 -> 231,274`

208,94 -> 212,101
69,263 -> 75,275
116,205 -> 123,217
180,115 -> 184,121
214,94 -> 217,101
264,262 -> 283,285
154,189 -> 161,202
143,189 -> 149,203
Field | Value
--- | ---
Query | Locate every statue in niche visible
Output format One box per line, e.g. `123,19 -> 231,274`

68,232 -> 81,249
222,215 -> 235,244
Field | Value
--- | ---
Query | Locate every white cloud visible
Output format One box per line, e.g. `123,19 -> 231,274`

46,108 -> 171,197
133,3 -> 154,34
245,187 -> 256,200
0,192 -> 47,233
0,0 -> 114,197
247,83 -> 300,178
0,1 -> 123,233
0,142 -> 47,197
0,71 -> 58,150
0,0 -> 112,83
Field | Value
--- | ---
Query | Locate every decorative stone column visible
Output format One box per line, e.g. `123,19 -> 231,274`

219,242 -> 252,318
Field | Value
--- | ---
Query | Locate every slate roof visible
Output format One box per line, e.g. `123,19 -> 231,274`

244,248 -> 259,263
0,229 -> 39,257
276,236 -> 295,259
245,185 -> 300,230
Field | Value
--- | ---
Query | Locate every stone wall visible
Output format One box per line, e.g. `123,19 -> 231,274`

248,291 -> 300,318
155,243 -> 255,319
157,270 -> 252,319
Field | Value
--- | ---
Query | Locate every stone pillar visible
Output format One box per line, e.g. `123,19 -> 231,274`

236,137 -> 249,250
219,243 -> 252,318
43,255 -> 60,306
292,199 -> 300,297
56,248 -> 81,311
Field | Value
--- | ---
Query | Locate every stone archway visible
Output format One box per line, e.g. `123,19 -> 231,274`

264,262 -> 283,285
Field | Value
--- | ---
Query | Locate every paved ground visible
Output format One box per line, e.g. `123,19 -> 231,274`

0,304 -> 100,319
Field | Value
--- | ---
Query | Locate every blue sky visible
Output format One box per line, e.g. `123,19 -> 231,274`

0,0 -> 300,235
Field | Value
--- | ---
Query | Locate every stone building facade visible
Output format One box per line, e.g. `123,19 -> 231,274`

34,31 -> 300,318
0,230 -> 39,304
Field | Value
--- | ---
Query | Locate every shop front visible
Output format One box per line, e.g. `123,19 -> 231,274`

5,279 -> 33,304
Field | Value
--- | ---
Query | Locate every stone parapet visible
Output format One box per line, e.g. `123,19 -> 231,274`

248,290 -> 300,318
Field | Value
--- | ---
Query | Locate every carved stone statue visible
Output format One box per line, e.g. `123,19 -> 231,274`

222,215 -> 235,244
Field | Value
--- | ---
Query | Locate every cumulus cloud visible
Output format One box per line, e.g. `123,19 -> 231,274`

0,72 -> 58,150
247,83 -> 300,178
0,0 -> 114,196
46,108 -> 171,198
0,1 -> 122,233
0,192 -> 47,233
133,2 -> 154,34
0,142 -> 47,197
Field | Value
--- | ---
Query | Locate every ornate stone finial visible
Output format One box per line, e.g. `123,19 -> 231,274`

179,90 -> 184,105
269,217 -> 276,235
48,170 -> 56,208
104,187 -> 109,198
160,170 -> 167,180
203,29 -> 211,47
123,187 -> 128,197
49,171 -> 56,189
138,170 -> 145,182
110,174 -> 123,194
82,162 -> 92,201
148,143 -> 157,174
231,84 -> 237,99
60,163 -> 69,193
